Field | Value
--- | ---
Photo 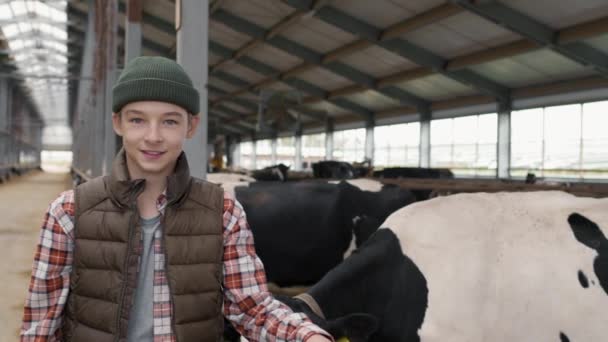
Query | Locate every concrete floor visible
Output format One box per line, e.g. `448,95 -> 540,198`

0,171 -> 71,341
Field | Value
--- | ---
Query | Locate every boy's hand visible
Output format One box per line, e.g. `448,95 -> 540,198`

306,334 -> 333,342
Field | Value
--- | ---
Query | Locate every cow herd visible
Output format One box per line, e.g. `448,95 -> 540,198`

209,168 -> 607,342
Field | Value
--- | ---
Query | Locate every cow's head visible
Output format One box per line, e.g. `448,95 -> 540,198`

300,229 -> 428,341
276,294 -> 378,342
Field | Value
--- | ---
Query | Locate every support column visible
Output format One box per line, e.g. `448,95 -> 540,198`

176,0 -> 209,179
125,0 -> 143,63
271,136 -> 277,165
251,139 -> 257,169
294,132 -> 302,171
6,85 -> 13,168
364,117 -> 374,162
73,1 -> 96,177
325,118 -> 334,160
0,79 -> 8,167
102,0 -> 118,175
229,136 -> 240,168
497,100 -> 512,179
89,0 -> 107,176
419,110 -> 431,168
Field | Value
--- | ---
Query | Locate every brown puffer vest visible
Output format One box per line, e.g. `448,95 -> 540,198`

62,150 -> 225,342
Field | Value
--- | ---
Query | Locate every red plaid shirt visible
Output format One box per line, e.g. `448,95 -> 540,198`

20,189 -> 330,342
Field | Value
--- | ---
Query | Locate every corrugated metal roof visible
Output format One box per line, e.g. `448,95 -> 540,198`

397,74 -> 477,101
586,33 -> 608,54
400,11 -> 519,59
280,16 -> 356,54
471,49 -> 595,88
53,0 -> 608,136
339,45 -> 414,76
502,0 -> 608,29
332,0 -> 445,28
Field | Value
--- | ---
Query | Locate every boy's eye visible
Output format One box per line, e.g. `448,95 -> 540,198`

165,120 -> 178,125
129,118 -> 143,124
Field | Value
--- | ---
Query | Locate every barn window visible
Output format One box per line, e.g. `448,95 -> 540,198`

239,141 -> 254,170
302,133 -> 326,169
581,101 -> 608,179
511,101 -> 608,179
255,139 -> 273,169
333,128 -> 366,163
276,136 -> 295,167
374,122 -> 420,167
431,113 -> 497,177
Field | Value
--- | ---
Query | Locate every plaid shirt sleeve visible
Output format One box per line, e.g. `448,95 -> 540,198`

20,190 -> 75,342
222,191 -> 333,342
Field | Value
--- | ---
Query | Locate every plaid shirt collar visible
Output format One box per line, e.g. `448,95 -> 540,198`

156,191 -> 168,214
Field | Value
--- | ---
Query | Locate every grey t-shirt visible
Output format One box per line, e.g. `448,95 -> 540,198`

127,215 -> 161,342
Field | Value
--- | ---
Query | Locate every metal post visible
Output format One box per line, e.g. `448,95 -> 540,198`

419,110 -> 431,168
0,79 -> 7,132
365,117 -> 374,162
251,139 -> 257,169
325,117 -> 334,160
125,0 -> 143,63
176,0 -> 209,179
89,0 -> 105,177
497,100 -> 511,179
102,0 -> 118,175
229,136 -> 240,168
271,136 -> 277,165
6,85 -> 13,167
0,79 -> 7,167
294,134 -> 302,171
73,2 -> 97,177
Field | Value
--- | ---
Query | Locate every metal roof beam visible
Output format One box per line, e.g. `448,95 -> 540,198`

452,0 -> 608,76
208,84 -> 259,111
208,40 -> 371,119
212,9 -> 429,113
210,69 -> 333,122
208,112 -> 252,134
115,26 -> 172,56
211,1 -> 332,73
216,123 -> 246,136
212,70 -> 251,89
117,1 -> 175,35
282,2 -> 510,102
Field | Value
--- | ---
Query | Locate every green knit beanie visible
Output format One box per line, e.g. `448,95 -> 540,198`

112,56 -> 200,114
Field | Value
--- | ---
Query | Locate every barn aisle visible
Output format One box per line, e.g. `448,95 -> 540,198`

0,171 -> 72,341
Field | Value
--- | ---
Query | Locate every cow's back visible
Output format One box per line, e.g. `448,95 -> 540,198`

382,191 -> 608,342
235,181 -> 352,286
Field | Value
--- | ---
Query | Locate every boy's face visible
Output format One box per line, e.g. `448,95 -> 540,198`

112,101 -> 200,179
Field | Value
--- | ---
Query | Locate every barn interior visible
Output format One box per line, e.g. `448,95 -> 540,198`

1,0 -> 608,341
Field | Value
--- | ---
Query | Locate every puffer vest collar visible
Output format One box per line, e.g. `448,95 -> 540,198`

107,148 -> 192,208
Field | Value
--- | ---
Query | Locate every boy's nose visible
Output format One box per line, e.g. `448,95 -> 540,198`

145,124 -> 163,142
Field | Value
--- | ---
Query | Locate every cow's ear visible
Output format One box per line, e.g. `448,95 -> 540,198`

325,313 -> 378,342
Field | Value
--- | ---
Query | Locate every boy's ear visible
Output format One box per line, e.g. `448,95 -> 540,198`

187,114 -> 200,138
112,113 -> 124,136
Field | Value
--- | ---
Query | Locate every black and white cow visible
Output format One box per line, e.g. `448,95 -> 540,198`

312,161 -> 356,179
251,163 -> 290,181
278,191 -> 608,341
372,167 -> 454,179
234,180 -> 416,286
373,167 -> 454,200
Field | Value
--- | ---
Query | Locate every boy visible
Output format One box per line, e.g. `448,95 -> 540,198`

20,56 -> 332,342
